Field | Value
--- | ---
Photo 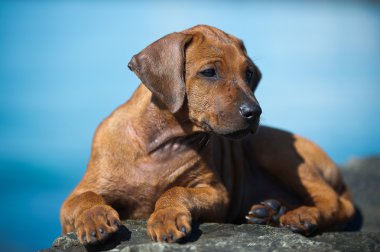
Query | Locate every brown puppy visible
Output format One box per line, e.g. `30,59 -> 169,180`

60,25 -> 355,244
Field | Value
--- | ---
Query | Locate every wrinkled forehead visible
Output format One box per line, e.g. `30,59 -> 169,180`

184,26 -> 247,63
184,25 -> 245,47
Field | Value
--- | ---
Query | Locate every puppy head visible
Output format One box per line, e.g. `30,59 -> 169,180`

128,25 -> 262,138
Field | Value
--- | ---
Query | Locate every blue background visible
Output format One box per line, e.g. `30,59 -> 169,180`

0,0 -> 379,251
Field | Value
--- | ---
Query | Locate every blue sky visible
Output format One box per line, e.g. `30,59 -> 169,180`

0,1 -> 379,251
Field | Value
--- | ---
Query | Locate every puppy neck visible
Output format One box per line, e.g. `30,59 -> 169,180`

130,84 -> 208,156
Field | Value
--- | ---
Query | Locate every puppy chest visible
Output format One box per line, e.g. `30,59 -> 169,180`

100,160 -> 199,218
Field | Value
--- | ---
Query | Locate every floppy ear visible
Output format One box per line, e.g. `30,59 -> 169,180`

254,65 -> 262,86
128,32 -> 193,113
252,64 -> 262,91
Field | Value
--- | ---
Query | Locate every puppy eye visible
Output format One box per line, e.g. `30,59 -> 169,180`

246,70 -> 253,83
200,68 -> 216,78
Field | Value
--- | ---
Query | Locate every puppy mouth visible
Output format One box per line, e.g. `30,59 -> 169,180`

193,118 -> 260,139
191,119 -> 213,132
222,128 -> 251,139
220,119 -> 260,139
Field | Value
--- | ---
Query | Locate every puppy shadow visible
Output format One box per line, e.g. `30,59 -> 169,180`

85,226 -> 131,252
179,222 -> 203,244
307,204 -> 363,238
344,204 -> 363,231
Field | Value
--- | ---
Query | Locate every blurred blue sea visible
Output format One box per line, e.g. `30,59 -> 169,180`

0,0 -> 379,251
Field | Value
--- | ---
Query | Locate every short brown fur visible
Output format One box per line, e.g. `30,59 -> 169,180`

60,25 -> 355,244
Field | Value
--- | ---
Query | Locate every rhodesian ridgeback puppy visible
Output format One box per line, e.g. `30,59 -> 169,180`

60,25 -> 355,245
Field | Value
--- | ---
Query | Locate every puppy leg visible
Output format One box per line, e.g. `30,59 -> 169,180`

246,164 -> 355,235
248,127 -> 355,234
278,174 -> 355,235
246,186 -> 354,235
147,184 -> 228,243
254,164 -> 354,235
60,191 -> 121,245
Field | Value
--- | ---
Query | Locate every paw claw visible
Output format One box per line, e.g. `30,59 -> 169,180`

90,230 -> 96,238
302,221 -> 317,235
162,235 -> 167,242
246,216 -> 267,224
181,226 -> 187,234
248,199 -> 287,226
249,207 -> 269,218
82,235 -> 87,244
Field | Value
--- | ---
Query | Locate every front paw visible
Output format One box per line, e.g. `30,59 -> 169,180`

75,205 -> 121,245
147,207 -> 192,243
280,206 -> 320,236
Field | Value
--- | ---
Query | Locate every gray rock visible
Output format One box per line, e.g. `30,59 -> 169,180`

341,156 -> 380,232
44,220 -> 380,252
43,156 -> 380,252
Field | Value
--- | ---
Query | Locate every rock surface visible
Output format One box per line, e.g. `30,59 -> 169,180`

44,219 -> 380,252
341,156 -> 380,232
43,156 -> 380,252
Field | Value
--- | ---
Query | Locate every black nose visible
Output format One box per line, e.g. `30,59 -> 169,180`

239,104 -> 262,120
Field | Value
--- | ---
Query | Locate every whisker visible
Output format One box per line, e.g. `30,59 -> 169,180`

199,134 -> 207,146
204,137 -> 210,147
197,133 -> 211,150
